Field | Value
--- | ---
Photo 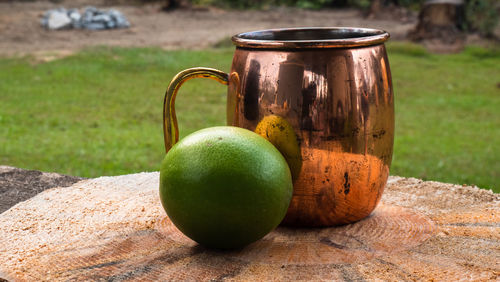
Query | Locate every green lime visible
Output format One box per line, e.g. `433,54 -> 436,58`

159,126 -> 293,249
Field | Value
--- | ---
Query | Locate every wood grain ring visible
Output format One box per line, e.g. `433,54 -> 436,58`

156,203 -> 435,265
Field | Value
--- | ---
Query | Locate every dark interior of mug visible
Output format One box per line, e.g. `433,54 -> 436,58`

239,28 -> 383,41
232,27 -> 389,48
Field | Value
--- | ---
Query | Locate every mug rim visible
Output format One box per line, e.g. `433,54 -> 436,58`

232,27 -> 390,49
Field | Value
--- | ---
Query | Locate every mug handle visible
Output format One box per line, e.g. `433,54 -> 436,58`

163,67 -> 229,153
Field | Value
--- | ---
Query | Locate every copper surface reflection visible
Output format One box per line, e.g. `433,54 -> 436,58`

230,38 -> 394,226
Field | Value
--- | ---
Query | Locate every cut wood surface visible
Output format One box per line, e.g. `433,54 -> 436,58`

0,172 -> 498,281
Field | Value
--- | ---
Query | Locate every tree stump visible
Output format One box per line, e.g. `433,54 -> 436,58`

409,0 -> 466,53
0,172 -> 498,280
366,0 -> 414,23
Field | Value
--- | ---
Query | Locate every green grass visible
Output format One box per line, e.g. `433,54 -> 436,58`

387,42 -> 499,192
0,43 -> 498,192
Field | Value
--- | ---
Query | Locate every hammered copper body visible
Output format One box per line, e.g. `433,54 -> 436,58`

163,27 -> 394,227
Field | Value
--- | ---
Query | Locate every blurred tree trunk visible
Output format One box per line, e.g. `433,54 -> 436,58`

368,0 -> 383,18
366,0 -> 413,22
161,0 -> 190,11
409,0 -> 465,43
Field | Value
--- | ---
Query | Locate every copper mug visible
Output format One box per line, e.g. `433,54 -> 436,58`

163,27 -> 394,227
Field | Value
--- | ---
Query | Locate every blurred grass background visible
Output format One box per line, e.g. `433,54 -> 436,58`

0,42 -> 498,192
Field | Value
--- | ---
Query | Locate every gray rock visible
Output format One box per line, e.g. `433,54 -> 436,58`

106,20 -> 116,29
92,14 -> 112,23
82,9 -> 95,24
84,6 -> 98,14
46,10 -> 72,30
84,22 -> 107,30
41,6 -> 130,31
40,16 -> 48,27
109,9 -> 130,28
68,9 -> 82,28
68,9 -> 81,22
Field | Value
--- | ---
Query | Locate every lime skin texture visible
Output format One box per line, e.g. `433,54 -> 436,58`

160,126 -> 293,250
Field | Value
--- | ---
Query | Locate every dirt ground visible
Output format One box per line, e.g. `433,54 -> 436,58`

0,166 -> 83,214
0,0 -> 421,58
